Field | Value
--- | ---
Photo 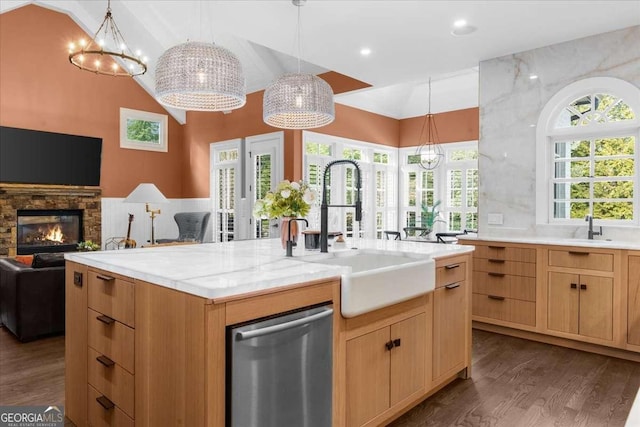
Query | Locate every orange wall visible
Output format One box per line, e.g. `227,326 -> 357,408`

0,5 -> 184,198
399,107 -> 479,147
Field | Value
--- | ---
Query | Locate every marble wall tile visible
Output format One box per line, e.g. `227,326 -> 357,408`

479,25 -> 640,240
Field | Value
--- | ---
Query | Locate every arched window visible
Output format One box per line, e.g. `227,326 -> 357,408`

536,77 -> 640,225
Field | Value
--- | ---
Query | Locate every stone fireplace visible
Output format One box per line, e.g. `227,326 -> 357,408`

0,184 -> 101,257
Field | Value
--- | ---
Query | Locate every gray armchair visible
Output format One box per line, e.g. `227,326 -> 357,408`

156,212 -> 211,244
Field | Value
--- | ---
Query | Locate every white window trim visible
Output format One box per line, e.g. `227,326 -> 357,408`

302,131 -> 398,238
119,108 -> 168,152
535,77 -> 640,226
399,140 -> 478,233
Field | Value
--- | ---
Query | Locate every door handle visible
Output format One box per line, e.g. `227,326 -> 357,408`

96,395 -> 115,410
385,340 -> 394,351
580,284 -> 587,290
393,338 -> 401,347
488,295 -> 505,301
96,274 -> 115,281
488,259 -> 505,264
488,246 -> 505,250
96,355 -> 115,367
235,308 -> 333,341
445,283 -> 460,290
571,283 -> 577,289
488,272 -> 505,277
444,264 -> 460,270
568,251 -> 589,256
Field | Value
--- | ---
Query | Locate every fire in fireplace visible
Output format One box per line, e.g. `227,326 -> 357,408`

17,209 -> 83,255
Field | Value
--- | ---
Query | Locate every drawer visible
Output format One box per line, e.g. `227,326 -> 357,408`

88,384 -> 134,427
88,270 -> 135,328
474,258 -> 536,277
436,261 -> 466,288
473,272 -> 536,302
548,250 -> 613,272
88,348 -> 135,418
88,308 -> 135,374
474,245 -> 536,263
472,293 -> 536,326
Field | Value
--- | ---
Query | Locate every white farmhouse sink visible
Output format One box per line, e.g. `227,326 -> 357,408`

304,250 -> 435,318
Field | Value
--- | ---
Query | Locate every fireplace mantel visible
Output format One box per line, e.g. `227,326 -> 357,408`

0,183 -> 101,257
0,183 -> 101,197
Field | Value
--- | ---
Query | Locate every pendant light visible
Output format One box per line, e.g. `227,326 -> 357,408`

155,3 -> 246,111
263,0 -> 335,129
416,78 -> 444,170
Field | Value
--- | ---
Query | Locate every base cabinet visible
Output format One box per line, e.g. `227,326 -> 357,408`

346,313 -> 426,427
629,256 -> 640,345
433,282 -> 467,383
547,272 -> 613,341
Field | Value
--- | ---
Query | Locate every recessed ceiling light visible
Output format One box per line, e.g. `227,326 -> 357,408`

360,47 -> 372,56
529,74 -> 538,80
451,19 -> 477,36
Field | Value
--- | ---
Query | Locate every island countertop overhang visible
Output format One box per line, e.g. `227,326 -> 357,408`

65,239 -> 474,300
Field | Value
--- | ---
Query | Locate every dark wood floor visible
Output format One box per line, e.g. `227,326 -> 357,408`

391,330 -> 640,427
1,326 -> 639,426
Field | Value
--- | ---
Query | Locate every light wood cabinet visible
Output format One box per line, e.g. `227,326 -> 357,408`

629,256 -> 640,345
346,313 -> 426,427
547,271 -> 613,341
65,262 -> 88,426
433,282 -> 467,383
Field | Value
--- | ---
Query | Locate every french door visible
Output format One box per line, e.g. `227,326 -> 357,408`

210,132 -> 283,242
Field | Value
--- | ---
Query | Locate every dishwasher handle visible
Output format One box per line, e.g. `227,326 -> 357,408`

235,308 -> 333,341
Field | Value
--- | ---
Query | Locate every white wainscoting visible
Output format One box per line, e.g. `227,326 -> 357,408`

101,198 -> 213,249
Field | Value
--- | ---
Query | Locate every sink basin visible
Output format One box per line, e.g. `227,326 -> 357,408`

304,250 -> 435,318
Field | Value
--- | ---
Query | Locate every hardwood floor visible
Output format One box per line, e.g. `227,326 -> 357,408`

1,326 -> 638,426
391,330 -> 640,427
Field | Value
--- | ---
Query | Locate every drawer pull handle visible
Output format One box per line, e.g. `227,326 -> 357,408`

96,274 -> 115,281
488,295 -> 505,301
96,314 -> 115,325
445,264 -> 460,270
96,355 -> 115,367
571,283 -> 577,289
393,338 -> 401,347
580,284 -> 587,290
445,283 -> 460,290
488,272 -> 505,277
488,259 -> 505,264
385,341 -> 394,351
568,251 -> 589,256
96,395 -> 115,410
488,246 -> 505,250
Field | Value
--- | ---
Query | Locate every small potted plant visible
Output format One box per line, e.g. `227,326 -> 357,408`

420,200 -> 445,236
77,240 -> 101,251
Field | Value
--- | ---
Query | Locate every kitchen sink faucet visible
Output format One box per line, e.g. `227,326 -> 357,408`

285,218 -> 308,257
320,159 -> 362,253
585,214 -> 603,240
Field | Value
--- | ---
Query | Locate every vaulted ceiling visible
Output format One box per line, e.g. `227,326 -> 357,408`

2,1 -> 639,123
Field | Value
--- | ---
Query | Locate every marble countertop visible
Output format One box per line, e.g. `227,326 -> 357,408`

458,234 -> 640,250
65,238 -> 473,301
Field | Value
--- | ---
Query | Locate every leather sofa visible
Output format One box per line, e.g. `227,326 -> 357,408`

0,253 -> 65,342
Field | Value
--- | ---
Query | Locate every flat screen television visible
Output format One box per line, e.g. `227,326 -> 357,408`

0,126 -> 102,186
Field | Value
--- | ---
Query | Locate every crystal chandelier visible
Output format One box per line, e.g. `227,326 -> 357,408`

416,78 -> 444,170
68,0 -> 147,77
263,0 -> 335,129
155,41 -> 246,111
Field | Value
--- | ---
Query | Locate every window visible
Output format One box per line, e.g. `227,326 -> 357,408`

536,78 -> 640,225
119,108 -> 168,152
303,132 -> 397,239
400,141 -> 478,234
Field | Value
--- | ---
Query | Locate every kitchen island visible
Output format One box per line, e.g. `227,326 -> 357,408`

64,238 -> 474,427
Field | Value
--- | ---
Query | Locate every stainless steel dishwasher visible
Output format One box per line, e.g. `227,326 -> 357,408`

227,304 -> 333,427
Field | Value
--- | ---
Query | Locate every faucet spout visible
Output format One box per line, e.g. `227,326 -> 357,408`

286,218 -> 308,257
320,159 -> 362,253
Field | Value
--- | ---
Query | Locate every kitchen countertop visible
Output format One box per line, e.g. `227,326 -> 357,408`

458,234 -> 640,250
65,238 -> 473,300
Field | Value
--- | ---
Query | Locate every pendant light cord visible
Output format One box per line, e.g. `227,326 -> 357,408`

296,2 -> 302,73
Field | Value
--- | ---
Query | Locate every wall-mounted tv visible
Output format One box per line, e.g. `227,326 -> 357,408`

0,126 -> 102,186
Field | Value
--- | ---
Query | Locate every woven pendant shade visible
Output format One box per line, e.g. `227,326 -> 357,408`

155,41 -> 246,111
263,73 -> 335,129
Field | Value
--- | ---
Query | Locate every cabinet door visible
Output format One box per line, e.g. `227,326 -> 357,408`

390,313 -> 426,406
547,271 -> 579,335
629,256 -> 640,345
65,262 -> 88,427
433,282 -> 466,382
579,275 -> 613,341
346,327 -> 390,427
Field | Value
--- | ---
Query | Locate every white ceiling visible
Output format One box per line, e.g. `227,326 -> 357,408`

2,1 -> 639,122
